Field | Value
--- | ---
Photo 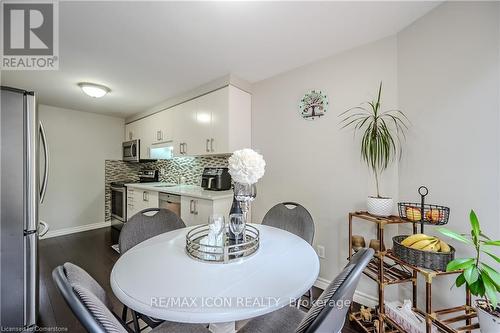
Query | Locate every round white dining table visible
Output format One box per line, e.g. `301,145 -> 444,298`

110,224 -> 320,333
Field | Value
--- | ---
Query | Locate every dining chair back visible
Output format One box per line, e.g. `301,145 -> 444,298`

296,248 -> 375,333
52,263 -> 128,333
262,202 -> 315,244
119,208 -> 186,254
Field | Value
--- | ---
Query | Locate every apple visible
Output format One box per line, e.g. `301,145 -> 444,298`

425,209 -> 442,223
406,207 -> 422,221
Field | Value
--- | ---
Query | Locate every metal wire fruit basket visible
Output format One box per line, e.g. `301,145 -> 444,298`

185,224 -> 259,264
398,203 -> 450,225
398,186 -> 450,233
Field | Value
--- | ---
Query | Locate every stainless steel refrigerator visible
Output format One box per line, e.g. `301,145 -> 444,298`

1,86 -> 49,330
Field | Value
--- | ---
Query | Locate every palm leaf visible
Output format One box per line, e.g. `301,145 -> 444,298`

338,81 -> 409,196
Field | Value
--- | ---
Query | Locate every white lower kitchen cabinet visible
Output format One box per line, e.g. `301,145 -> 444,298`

126,187 -> 159,220
180,196 -> 232,226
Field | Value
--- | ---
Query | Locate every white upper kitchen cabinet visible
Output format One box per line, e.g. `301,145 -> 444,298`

195,87 -> 227,154
124,84 -> 251,157
177,85 -> 251,156
138,116 -> 154,159
150,109 -> 174,144
125,121 -> 139,141
172,99 -> 200,156
210,85 -> 251,155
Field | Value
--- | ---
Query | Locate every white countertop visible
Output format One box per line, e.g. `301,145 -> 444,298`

124,182 -> 234,200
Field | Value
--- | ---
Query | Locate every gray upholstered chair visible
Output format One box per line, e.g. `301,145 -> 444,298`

52,262 -> 210,333
118,208 -> 186,330
262,202 -> 315,303
262,202 -> 315,245
237,248 -> 374,333
119,208 -> 186,254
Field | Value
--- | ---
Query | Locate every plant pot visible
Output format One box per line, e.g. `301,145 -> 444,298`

367,196 -> 393,217
476,300 -> 500,333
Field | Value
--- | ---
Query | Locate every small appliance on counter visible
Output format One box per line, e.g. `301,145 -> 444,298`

201,167 -> 232,191
138,169 -> 159,183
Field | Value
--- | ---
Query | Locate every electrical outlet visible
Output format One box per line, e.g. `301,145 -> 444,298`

316,245 -> 326,259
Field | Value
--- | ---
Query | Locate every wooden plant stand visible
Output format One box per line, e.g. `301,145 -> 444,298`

347,211 -> 480,333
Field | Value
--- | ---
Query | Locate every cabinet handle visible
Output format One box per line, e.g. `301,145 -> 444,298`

183,143 -> 187,154
206,139 -> 210,152
143,191 -> 148,201
129,131 -> 133,140
157,131 -> 162,141
189,200 -> 194,214
193,200 -> 198,215
179,143 -> 183,154
210,138 -> 214,152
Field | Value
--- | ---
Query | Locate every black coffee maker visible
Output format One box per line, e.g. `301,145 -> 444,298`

201,167 -> 232,191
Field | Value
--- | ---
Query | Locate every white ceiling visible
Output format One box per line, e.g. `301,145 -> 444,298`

1,1 -> 439,118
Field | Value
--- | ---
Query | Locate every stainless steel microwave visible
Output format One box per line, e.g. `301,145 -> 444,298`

122,139 -> 140,162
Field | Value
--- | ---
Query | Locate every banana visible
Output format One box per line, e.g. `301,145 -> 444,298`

422,240 -> 440,252
439,240 -> 451,253
401,234 -> 433,247
410,238 -> 435,249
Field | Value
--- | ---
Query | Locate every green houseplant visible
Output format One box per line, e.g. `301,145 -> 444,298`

340,82 -> 409,216
437,210 -> 500,333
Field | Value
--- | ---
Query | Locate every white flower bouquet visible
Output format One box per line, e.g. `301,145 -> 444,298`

228,149 -> 266,185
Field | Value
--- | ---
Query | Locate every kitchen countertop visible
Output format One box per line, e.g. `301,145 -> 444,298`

124,182 -> 234,200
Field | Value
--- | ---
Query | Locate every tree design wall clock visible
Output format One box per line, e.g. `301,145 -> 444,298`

299,90 -> 328,120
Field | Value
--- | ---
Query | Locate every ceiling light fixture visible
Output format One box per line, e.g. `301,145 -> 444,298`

78,82 -> 111,98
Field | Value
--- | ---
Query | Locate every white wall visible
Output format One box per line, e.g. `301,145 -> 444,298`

39,105 -> 124,235
397,2 -> 499,308
251,36 -> 399,302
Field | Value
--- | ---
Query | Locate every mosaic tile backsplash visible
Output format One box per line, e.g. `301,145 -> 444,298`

105,155 -> 229,221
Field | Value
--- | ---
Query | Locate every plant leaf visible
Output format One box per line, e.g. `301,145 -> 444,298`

455,274 -> 466,288
480,232 -> 491,240
482,250 -> 500,263
469,210 -> 480,242
446,258 -> 475,272
481,264 -> 500,291
483,240 -> 500,246
482,273 -> 498,306
469,277 -> 485,297
437,227 -> 472,245
464,265 -> 479,285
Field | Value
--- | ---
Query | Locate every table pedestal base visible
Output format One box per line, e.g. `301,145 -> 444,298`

209,321 -> 235,333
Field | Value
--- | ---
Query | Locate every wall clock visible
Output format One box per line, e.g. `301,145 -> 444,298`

299,90 -> 328,120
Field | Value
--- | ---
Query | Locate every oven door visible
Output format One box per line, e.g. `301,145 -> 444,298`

122,140 -> 139,162
111,186 -> 126,222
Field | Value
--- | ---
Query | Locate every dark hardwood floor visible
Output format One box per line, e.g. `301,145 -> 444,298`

39,227 -> 361,332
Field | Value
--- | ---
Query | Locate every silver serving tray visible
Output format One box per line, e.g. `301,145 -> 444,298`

185,224 -> 259,264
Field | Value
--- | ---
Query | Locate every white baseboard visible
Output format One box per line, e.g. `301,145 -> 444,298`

315,277 -> 378,308
41,221 -> 111,239
314,277 -> 331,290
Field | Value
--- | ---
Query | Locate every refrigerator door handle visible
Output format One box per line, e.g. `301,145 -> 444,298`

24,233 -> 38,328
39,121 -> 49,204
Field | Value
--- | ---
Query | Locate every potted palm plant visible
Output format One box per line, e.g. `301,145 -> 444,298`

437,210 -> 500,333
340,82 -> 409,216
